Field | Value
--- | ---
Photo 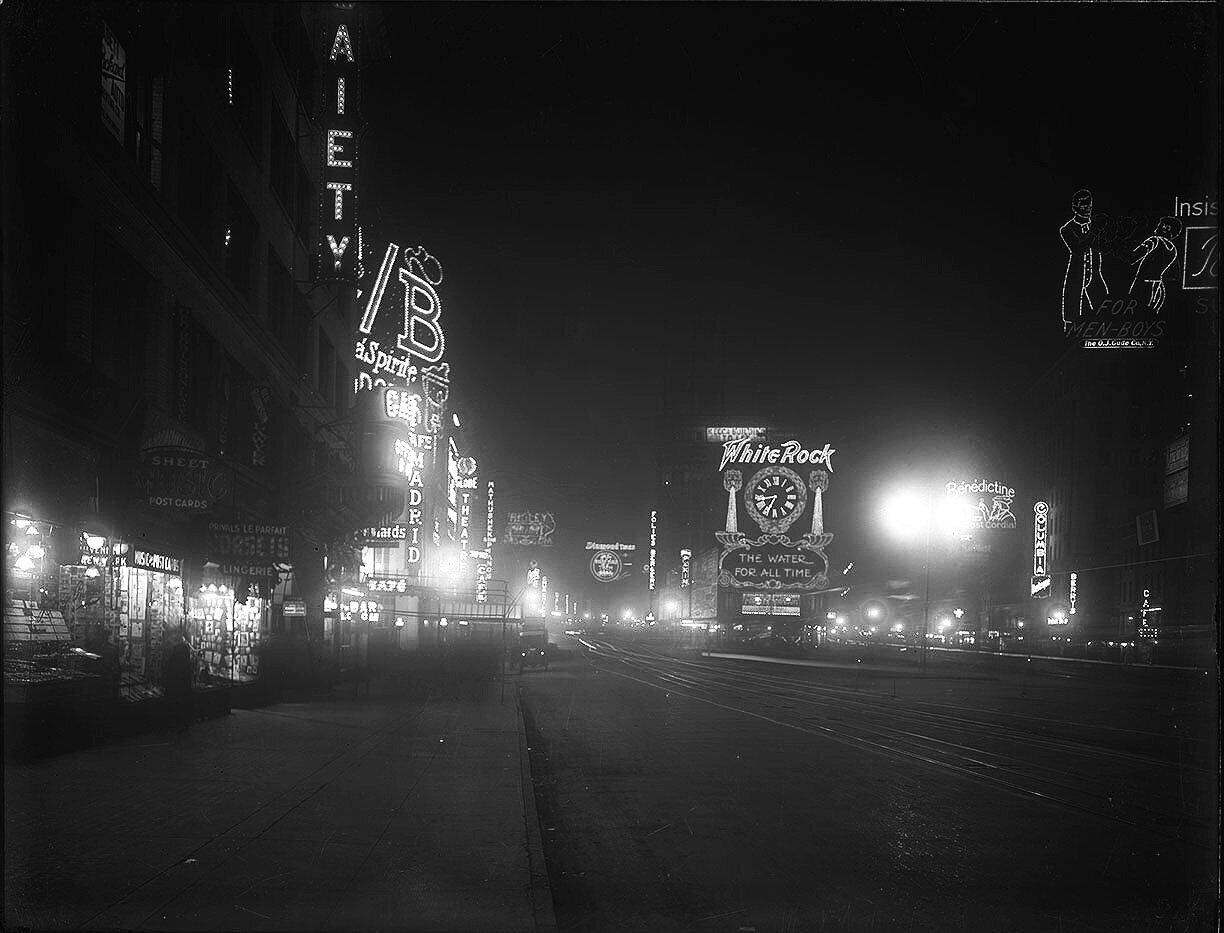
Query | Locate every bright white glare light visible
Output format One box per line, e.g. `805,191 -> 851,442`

869,626 -> 877,634
938,618 -> 952,630
14,519 -> 30,529
892,622 -> 904,632
85,534 -> 107,550
837,615 -> 847,625
85,566 -> 101,578
452,413 -> 461,427
622,609 -> 633,620
14,555 -> 35,572
866,606 -> 882,620
665,600 -> 679,614
883,490 -> 972,539
26,544 -> 45,560
881,491 -> 927,540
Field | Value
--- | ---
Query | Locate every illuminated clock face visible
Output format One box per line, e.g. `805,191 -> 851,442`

751,475 -> 801,521
743,466 -> 808,533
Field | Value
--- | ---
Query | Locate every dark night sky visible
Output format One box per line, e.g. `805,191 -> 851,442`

359,3 -> 1218,602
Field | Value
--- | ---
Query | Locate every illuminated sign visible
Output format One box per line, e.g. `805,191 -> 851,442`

385,387 -> 424,427
718,438 -> 836,473
742,594 -> 800,616
705,426 -> 766,444
1182,226 -> 1219,290
459,491 -> 472,564
505,512 -> 555,547
1058,189 -> 1108,327
283,598 -> 306,617
218,562 -> 282,579
358,524 -> 408,545
207,522 -> 290,564
648,510 -> 657,591
476,480 -> 494,603
590,550 -> 622,583
946,480 -> 1017,531
367,576 -> 411,594
1032,501 -> 1048,576
126,548 -> 183,575
680,548 -> 692,588
355,243 -> 447,398
446,438 -> 459,539
716,459 -> 835,592
100,22 -> 126,143
316,15 -> 359,284
1069,572 -> 1078,615
1031,575 -> 1051,598
141,451 -> 231,513
584,542 -> 636,551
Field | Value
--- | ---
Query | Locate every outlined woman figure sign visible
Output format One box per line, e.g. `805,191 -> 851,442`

1060,189 -> 1109,328
1129,216 -> 1181,311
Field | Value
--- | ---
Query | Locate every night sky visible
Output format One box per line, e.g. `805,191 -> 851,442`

360,3 -> 1218,603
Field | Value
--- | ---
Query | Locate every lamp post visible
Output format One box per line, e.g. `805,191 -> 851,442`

881,487 -> 969,674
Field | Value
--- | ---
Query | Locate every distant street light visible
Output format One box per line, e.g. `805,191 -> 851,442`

882,486 -> 970,672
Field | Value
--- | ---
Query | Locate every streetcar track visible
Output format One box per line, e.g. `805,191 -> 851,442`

579,638 -> 1204,837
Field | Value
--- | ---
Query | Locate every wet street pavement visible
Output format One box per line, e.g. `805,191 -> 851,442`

521,636 -> 1216,933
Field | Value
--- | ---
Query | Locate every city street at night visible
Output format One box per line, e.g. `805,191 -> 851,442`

2,1 -> 1219,930
521,634 -> 1216,933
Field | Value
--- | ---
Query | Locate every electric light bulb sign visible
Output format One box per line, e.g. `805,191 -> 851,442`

355,242 -> 449,408
945,480 -> 1018,531
1031,501 -> 1050,598
715,439 -> 837,592
316,15 -> 359,285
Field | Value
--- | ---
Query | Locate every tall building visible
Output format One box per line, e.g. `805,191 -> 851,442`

1013,315 -> 1217,662
2,3 -> 392,690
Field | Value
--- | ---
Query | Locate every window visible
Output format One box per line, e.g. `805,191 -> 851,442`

273,6 -> 316,110
318,333 -> 336,404
334,362 -> 349,413
223,183 -> 257,299
92,227 -> 150,385
266,247 -> 291,347
177,118 -> 216,246
227,27 -> 262,160
294,153 -> 311,246
270,114 -> 295,214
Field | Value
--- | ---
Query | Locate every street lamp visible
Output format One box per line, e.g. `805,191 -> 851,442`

881,487 -> 970,672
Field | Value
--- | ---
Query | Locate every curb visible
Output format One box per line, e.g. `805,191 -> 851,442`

514,686 -> 558,933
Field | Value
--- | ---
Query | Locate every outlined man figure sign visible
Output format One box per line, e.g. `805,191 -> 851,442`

1129,216 -> 1181,311
1060,189 -> 1109,328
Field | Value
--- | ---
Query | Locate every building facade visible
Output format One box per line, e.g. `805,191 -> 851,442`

3,3 -> 394,692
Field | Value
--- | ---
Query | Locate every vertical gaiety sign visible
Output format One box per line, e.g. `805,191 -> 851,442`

317,11 -> 359,284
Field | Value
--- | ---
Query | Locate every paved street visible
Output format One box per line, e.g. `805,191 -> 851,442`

521,636 -> 1217,933
5,675 -> 554,932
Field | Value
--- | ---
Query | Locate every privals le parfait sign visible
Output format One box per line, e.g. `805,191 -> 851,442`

715,439 -> 837,592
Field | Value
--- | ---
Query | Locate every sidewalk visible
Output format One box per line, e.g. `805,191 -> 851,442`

4,674 -> 555,932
